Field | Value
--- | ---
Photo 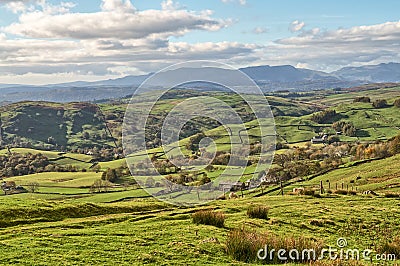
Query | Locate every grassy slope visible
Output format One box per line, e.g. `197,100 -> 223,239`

0,196 -> 398,265
285,154 -> 400,194
6,172 -> 103,188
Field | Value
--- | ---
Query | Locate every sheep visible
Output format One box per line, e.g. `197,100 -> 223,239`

229,192 -> 238,199
292,187 -> 305,194
363,190 -> 378,196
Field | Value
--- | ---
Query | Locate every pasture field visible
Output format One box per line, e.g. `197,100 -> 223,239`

0,195 -> 398,265
5,172 -> 103,188
284,154 -> 400,194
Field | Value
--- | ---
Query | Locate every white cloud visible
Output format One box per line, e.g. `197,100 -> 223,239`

263,20 -> 400,71
101,0 -> 134,12
0,0 -> 242,83
0,33 -> 259,79
4,1 -> 26,13
1,1 -> 400,83
221,0 -> 246,6
0,0 -> 34,13
3,0 -> 228,40
252,27 -> 267,34
161,0 -> 181,10
289,20 -> 305,32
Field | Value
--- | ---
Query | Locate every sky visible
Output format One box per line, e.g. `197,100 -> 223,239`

0,0 -> 399,85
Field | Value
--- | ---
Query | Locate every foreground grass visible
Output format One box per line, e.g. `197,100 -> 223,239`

0,195 -> 398,265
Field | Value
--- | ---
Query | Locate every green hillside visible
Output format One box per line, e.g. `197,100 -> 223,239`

285,154 -> 400,194
0,86 -> 399,265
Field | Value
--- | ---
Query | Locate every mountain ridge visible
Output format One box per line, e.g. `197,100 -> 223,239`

1,62 -> 399,103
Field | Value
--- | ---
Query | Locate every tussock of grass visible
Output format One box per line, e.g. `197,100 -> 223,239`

247,205 -> 269,220
379,237 -> 400,258
384,192 -> 400,198
334,190 -> 349,195
192,210 -> 225,228
301,189 -> 316,196
309,219 -> 335,227
333,190 -> 357,196
226,227 -> 324,264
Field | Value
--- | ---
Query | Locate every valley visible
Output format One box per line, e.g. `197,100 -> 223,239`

0,84 -> 399,264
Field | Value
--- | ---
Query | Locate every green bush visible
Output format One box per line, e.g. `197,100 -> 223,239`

310,219 -> 325,227
353,96 -> 371,103
394,98 -> 400,108
192,210 -> 225,228
384,192 -> 400,198
379,237 -> 400,258
372,99 -> 388,108
301,189 -> 316,196
247,206 -> 269,220
334,190 -> 348,195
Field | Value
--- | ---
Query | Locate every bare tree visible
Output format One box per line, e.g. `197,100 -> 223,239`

27,182 -> 40,193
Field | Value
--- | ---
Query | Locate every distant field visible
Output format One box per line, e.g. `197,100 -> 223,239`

6,172 -> 102,188
0,148 -> 61,159
286,154 -> 400,194
311,86 -> 400,106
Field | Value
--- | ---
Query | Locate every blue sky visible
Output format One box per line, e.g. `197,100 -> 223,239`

0,0 -> 399,84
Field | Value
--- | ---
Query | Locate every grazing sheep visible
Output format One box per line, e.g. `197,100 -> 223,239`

229,192 -> 238,199
363,190 -> 378,196
292,187 -> 305,194
217,194 -> 226,200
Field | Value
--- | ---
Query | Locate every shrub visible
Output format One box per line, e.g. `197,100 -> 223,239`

334,190 -> 348,195
394,98 -> 400,108
226,228 -> 324,263
332,121 -> 357,136
192,210 -> 225,228
378,237 -> 400,258
372,99 -> 388,108
347,191 -> 357,196
310,219 -> 324,227
301,189 -> 316,196
327,135 -> 340,144
384,192 -> 400,198
353,96 -> 371,103
311,110 -> 337,124
247,206 -> 269,220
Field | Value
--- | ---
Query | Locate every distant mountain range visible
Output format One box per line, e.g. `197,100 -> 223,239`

332,62 -> 400,82
0,62 -> 399,103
